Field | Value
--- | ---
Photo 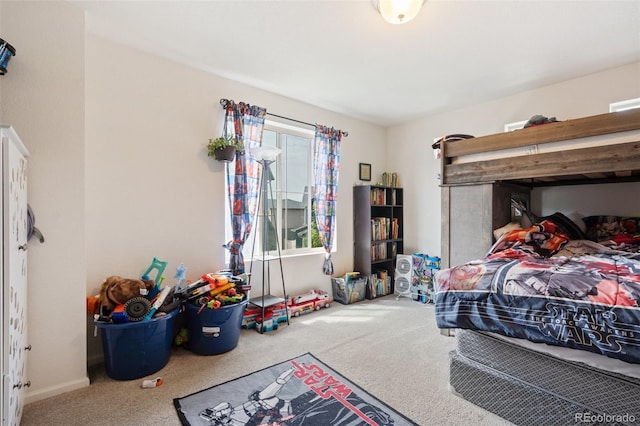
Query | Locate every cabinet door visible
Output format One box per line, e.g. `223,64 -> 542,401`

2,129 -> 29,426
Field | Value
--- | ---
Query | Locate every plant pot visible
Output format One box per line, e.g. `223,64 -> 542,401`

214,146 -> 236,162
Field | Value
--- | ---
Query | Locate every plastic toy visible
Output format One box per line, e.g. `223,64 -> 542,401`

207,299 -> 222,310
86,295 -> 100,315
174,328 -> 189,346
287,289 -> 330,317
174,262 -> 188,293
256,316 -> 277,333
255,304 -> 290,333
141,257 -> 168,297
141,377 -> 163,388
184,274 -> 236,301
125,297 -> 152,320
242,302 -> 288,330
411,253 -> 441,304
0,38 -> 16,75
110,304 -> 129,323
143,285 -> 173,321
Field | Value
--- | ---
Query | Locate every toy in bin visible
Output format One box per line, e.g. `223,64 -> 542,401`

94,257 -> 179,324
183,272 -> 249,355
179,272 -> 247,313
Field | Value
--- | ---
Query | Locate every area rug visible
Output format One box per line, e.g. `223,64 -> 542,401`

174,352 -> 418,425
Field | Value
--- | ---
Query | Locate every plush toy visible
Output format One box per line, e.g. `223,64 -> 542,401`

99,275 -> 156,311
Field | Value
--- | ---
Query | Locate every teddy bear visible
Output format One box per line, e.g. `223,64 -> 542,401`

99,275 -> 156,312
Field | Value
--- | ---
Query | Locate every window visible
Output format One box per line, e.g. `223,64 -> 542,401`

225,120 -> 327,261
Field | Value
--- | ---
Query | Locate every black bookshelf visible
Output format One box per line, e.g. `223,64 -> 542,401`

353,185 -> 403,298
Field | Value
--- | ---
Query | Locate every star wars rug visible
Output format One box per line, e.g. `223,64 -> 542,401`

174,352 -> 418,425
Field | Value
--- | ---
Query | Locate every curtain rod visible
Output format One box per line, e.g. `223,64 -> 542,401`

219,98 -> 348,137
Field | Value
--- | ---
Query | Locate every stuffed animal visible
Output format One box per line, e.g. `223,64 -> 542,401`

99,275 -> 156,311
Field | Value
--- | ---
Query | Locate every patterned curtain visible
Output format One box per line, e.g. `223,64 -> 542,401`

313,125 -> 342,275
223,101 -> 267,274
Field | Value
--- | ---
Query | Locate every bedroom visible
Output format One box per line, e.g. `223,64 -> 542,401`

0,1 -> 639,424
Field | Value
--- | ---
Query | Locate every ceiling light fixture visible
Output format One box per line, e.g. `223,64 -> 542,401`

373,0 -> 425,25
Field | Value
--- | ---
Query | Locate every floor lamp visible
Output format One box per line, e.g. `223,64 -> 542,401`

248,146 -> 289,333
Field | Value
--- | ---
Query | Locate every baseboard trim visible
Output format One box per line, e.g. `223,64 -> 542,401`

25,377 -> 91,404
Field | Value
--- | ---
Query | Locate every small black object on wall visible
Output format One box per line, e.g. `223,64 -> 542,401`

0,38 -> 16,75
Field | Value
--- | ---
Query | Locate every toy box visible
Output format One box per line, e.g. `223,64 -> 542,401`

95,308 -> 179,380
185,299 -> 248,355
331,276 -> 367,305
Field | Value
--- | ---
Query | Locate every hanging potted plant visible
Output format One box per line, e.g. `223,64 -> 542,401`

207,135 -> 243,162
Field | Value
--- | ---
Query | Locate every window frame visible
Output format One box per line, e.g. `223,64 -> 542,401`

224,119 -> 332,263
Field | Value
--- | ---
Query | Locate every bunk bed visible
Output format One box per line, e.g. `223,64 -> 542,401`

435,109 -> 640,426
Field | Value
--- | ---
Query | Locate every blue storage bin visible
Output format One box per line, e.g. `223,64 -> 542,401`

185,299 -> 247,355
95,308 -> 179,380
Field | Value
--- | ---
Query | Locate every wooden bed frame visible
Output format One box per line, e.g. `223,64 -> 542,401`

440,108 -> 640,187
438,108 -> 640,425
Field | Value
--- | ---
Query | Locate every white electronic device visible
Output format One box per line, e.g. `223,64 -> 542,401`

394,254 -> 413,299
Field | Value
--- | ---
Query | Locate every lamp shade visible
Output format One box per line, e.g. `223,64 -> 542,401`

249,146 -> 281,162
374,0 -> 425,25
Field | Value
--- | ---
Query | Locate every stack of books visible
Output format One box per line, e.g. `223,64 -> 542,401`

381,172 -> 399,188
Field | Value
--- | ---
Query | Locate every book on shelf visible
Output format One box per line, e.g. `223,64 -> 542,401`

370,242 -> 388,261
371,217 -> 391,241
381,172 -> 400,188
370,187 -> 387,206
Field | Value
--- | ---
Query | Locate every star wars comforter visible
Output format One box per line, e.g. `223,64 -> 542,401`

434,218 -> 640,364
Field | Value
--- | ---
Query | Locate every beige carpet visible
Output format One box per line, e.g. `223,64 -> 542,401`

22,296 -> 514,426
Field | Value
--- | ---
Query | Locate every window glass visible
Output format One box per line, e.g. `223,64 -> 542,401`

226,121 -> 328,261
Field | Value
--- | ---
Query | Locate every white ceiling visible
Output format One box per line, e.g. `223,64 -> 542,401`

71,0 -> 640,127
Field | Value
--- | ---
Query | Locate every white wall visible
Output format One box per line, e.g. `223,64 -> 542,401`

0,1 -> 89,403
535,182 -> 640,218
84,35 -> 386,364
388,62 -> 640,257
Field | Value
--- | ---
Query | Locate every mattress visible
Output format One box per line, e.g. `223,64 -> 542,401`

488,331 -> 640,380
435,220 -> 640,364
450,330 -> 640,426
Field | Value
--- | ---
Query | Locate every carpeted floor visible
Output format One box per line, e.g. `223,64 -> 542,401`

22,295 -> 514,426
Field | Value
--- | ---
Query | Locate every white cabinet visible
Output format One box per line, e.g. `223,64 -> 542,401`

1,126 -> 29,426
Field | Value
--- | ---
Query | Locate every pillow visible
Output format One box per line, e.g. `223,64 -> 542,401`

620,217 -> 640,235
542,212 -> 586,240
583,215 -> 640,241
583,215 -> 621,241
493,222 -> 522,240
566,211 -> 586,233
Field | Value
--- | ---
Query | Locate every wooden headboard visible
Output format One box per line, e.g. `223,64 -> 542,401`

440,109 -> 640,187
